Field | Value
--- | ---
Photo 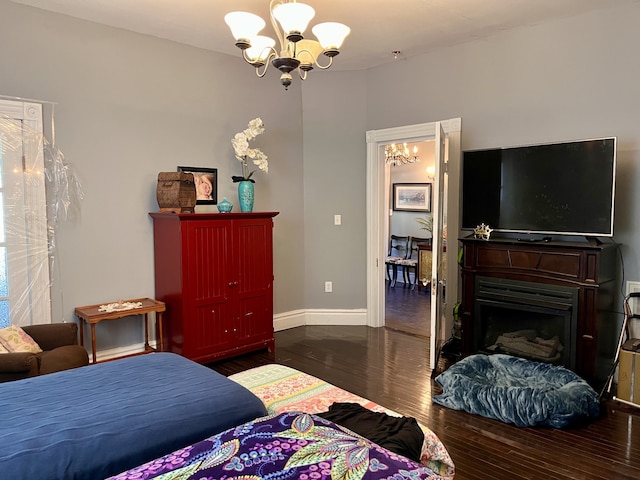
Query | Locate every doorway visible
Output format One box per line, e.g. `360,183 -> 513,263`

365,119 -> 462,369
384,139 -> 434,337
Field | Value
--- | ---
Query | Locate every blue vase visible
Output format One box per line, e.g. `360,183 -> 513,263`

238,181 -> 254,212
217,197 -> 233,213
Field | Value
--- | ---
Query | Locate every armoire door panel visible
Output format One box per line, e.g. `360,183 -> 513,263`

193,302 -> 235,354
186,222 -> 231,301
236,294 -> 271,343
236,222 -> 273,294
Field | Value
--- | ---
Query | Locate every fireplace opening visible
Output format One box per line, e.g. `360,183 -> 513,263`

473,277 -> 579,371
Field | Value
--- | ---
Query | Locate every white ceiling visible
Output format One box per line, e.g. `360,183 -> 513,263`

11,0 -> 640,70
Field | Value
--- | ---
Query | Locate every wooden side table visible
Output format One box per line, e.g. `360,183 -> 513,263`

75,298 -> 166,363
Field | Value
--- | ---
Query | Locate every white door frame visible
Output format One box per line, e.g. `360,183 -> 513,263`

365,119 -> 462,367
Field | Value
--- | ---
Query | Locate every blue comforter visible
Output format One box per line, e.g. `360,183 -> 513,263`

0,353 -> 267,479
433,354 -> 600,428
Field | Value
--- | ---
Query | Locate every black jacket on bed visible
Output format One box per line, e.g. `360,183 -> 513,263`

316,402 -> 424,463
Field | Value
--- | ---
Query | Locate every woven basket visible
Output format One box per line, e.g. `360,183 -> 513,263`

156,172 -> 196,213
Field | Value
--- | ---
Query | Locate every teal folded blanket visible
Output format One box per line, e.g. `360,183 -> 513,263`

433,354 -> 600,428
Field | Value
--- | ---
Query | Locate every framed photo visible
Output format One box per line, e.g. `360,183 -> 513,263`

177,166 -> 217,204
393,183 -> 432,212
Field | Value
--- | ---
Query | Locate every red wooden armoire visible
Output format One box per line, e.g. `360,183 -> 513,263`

150,212 -> 278,363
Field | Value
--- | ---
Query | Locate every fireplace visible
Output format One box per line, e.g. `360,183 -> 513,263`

459,237 -> 618,382
473,277 -> 578,370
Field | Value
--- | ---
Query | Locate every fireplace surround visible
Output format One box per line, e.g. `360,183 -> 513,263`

459,237 -> 618,383
474,276 -> 579,370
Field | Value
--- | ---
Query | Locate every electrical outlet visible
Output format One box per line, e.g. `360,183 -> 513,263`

324,281 -> 333,293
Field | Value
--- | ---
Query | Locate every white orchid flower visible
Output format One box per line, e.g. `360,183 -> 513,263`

231,118 -> 269,181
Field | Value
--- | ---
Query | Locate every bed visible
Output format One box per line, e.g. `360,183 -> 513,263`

229,363 -> 455,477
108,411 -> 450,480
109,363 -> 454,479
0,352 -> 267,479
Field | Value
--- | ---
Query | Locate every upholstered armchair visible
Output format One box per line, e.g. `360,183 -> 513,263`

0,323 -> 89,383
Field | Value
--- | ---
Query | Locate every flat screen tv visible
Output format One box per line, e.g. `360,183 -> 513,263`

461,137 -> 616,238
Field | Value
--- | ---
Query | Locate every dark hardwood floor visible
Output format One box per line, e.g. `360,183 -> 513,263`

385,281 -> 431,337
209,325 -> 640,480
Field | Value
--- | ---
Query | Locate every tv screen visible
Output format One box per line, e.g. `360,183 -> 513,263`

461,138 -> 616,237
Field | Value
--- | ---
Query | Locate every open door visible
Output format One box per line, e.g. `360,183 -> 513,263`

366,118 -> 461,354
429,122 -> 447,368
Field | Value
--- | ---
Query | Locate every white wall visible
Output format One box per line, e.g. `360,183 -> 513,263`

302,70 -> 368,309
0,1 -> 305,348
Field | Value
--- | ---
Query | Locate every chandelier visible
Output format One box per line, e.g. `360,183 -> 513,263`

385,143 -> 420,166
224,1 -> 350,90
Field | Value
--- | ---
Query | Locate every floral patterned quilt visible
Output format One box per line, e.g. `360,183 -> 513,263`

229,364 -> 455,478
109,412 -> 448,480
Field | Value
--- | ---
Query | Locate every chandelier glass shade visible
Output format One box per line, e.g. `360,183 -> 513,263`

385,143 -> 420,166
224,1 -> 350,90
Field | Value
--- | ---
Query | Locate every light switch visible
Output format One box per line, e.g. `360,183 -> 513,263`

334,214 -> 342,225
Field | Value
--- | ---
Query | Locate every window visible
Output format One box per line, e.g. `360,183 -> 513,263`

0,99 -> 50,327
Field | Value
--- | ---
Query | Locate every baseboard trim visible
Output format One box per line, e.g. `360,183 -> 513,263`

99,309 -> 369,360
90,341 -> 158,363
274,308 -> 367,331
273,309 -> 306,331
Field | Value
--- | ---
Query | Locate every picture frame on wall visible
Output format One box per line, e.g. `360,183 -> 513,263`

177,166 -> 217,204
392,183 -> 432,212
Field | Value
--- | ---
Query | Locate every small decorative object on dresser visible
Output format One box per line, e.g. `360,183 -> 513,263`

473,223 -> 493,240
216,197 -> 233,213
231,118 -> 268,213
177,166 -> 217,204
156,172 -> 196,213
237,180 -> 254,212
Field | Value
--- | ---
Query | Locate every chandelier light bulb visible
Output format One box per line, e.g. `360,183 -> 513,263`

224,12 -> 265,47
272,2 -> 315,41
245,36 -> 276,63
312,22 -> 351,52
296,39 -> 323,68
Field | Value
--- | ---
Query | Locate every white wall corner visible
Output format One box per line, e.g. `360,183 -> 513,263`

274,309 -> 307,331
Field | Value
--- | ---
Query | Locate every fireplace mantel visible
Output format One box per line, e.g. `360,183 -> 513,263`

459,236 -> 618,382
